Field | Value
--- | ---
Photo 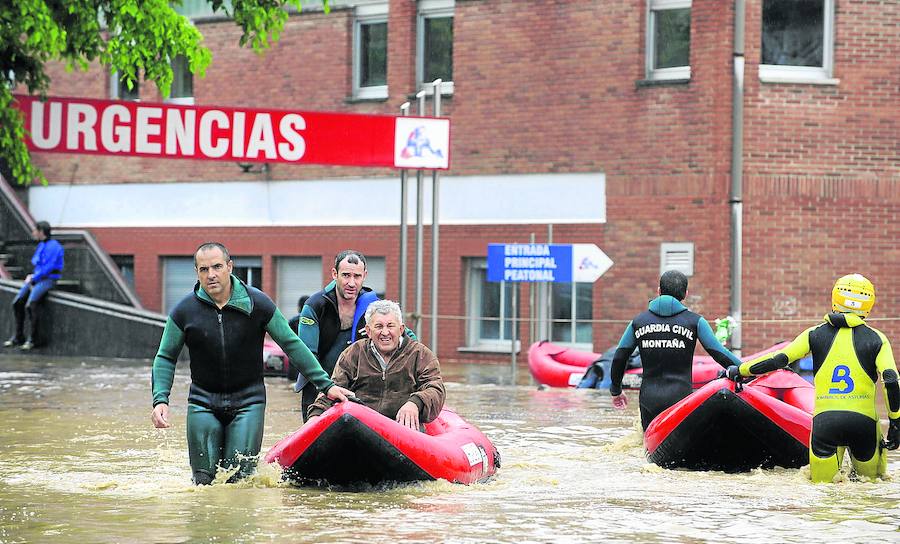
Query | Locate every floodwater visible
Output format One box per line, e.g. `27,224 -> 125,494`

0,354 -> 897,544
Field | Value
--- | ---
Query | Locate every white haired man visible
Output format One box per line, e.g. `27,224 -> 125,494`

307,300 -> 445,430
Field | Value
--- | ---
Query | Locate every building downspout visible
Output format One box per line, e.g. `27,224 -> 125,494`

730,0 -> 745,356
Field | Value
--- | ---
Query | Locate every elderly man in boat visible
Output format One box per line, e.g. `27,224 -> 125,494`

307,299 -> 445,430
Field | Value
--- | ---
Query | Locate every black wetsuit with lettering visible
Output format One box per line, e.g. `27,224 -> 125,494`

609,295 -> 741,430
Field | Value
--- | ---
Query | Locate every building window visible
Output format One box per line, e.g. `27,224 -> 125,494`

110,71 -> 139,101
162,257 -> 197,313
660,242 -> 694,276
167,55 -> 194,105
417,0 -> 454,94
274,256 -> 385,319
162,256 -> 261,313
759,0 -> 835,83
111,255 -> 135,289
232,257 -> 262,290
172,0 -> 232,19
646,0 -> 692,81
465,259 -> 518,349
364,256 -> 387,299
549,283 -> 593,345
353,3 -> 388,100
275,257 -> 322,319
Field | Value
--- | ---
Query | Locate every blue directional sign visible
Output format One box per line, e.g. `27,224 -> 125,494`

487,243 -> 613,283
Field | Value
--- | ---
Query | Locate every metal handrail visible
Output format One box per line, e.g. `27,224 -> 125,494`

0,175 -> 36,234
0,174 -> 142,309
55,228 -> 143,309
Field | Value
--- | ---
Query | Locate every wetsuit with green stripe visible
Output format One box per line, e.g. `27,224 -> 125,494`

152,275 -> 334,484
610,295 -> 742,430
738,312 -> 900,482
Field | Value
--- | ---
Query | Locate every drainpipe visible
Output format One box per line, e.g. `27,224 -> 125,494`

730,0 -> 745,356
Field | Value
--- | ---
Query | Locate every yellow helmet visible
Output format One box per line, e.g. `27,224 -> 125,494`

832,274 -> 875,318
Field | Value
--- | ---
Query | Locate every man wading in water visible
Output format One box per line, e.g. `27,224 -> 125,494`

608,270 -> 742,430
150,242 -> 352,484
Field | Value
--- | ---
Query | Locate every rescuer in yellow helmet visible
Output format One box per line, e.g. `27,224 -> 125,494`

725,274 -> 900,482
831,273 -> 877,317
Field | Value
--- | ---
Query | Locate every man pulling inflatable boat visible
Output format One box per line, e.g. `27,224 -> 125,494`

729,274 -> 900,482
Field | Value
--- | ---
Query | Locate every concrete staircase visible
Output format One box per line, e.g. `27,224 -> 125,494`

0,174 -> 165,359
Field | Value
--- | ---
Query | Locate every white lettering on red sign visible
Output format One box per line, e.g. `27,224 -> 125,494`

16,94 -> 449,169
26,98 -> 308,163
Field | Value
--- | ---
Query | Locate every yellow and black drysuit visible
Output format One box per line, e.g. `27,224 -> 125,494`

735,312 -> 900,482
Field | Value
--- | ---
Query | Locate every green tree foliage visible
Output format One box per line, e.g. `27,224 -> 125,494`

0,0 -> 327,185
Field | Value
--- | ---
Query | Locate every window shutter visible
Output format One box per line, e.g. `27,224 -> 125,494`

365,257 -> 387,298
163,257 -> 197,313
276,257 -> 323,318
660,243 -> 694,276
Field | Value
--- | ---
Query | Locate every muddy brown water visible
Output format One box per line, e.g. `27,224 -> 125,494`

1,354 -> 897,543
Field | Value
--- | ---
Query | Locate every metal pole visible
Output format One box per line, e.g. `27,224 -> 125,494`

430,79 -> 442,353
730,0 -> 745,356
399,102 -> 410,313
529,232 -> 536,345
414,90 -> 426,335
511,281 -> 518,384
546,224 -> 553,341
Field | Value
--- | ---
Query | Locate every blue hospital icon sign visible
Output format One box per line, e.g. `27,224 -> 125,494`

394,117 -> 450,169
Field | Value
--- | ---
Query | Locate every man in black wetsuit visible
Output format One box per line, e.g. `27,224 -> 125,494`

150,242 -> 352,485
608,270 -> 742,430
292,250 -> 378,421
293,250 -> 416,421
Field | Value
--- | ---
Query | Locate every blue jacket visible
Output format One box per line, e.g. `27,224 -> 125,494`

31,239 -> 64,283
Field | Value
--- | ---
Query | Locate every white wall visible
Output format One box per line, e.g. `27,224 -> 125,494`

28,173 -> 606,228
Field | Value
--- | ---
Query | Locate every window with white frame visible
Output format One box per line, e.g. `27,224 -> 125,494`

172,0 -> 232,19
417,0 -> 454,94
353,3 -> 388,100
110,71 -> 140,101
646,0 -> 692,81
163,256 -> 263,313
549,282 -> 593,345
167,55 -> 194,105
465,259 -> 518,349
760,0 -> 835,84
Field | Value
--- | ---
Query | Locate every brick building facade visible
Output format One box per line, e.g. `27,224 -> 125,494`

16,0 -> 899,363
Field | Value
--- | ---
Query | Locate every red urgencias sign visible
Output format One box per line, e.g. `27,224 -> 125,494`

14,94 -> 450,170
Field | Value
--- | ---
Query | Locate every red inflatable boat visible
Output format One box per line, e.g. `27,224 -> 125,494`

527,341 -> 643,388
644,370 -> 814,471
261,337 -> 293,379
264,400 -> 500,486
527,340 -> 790,389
